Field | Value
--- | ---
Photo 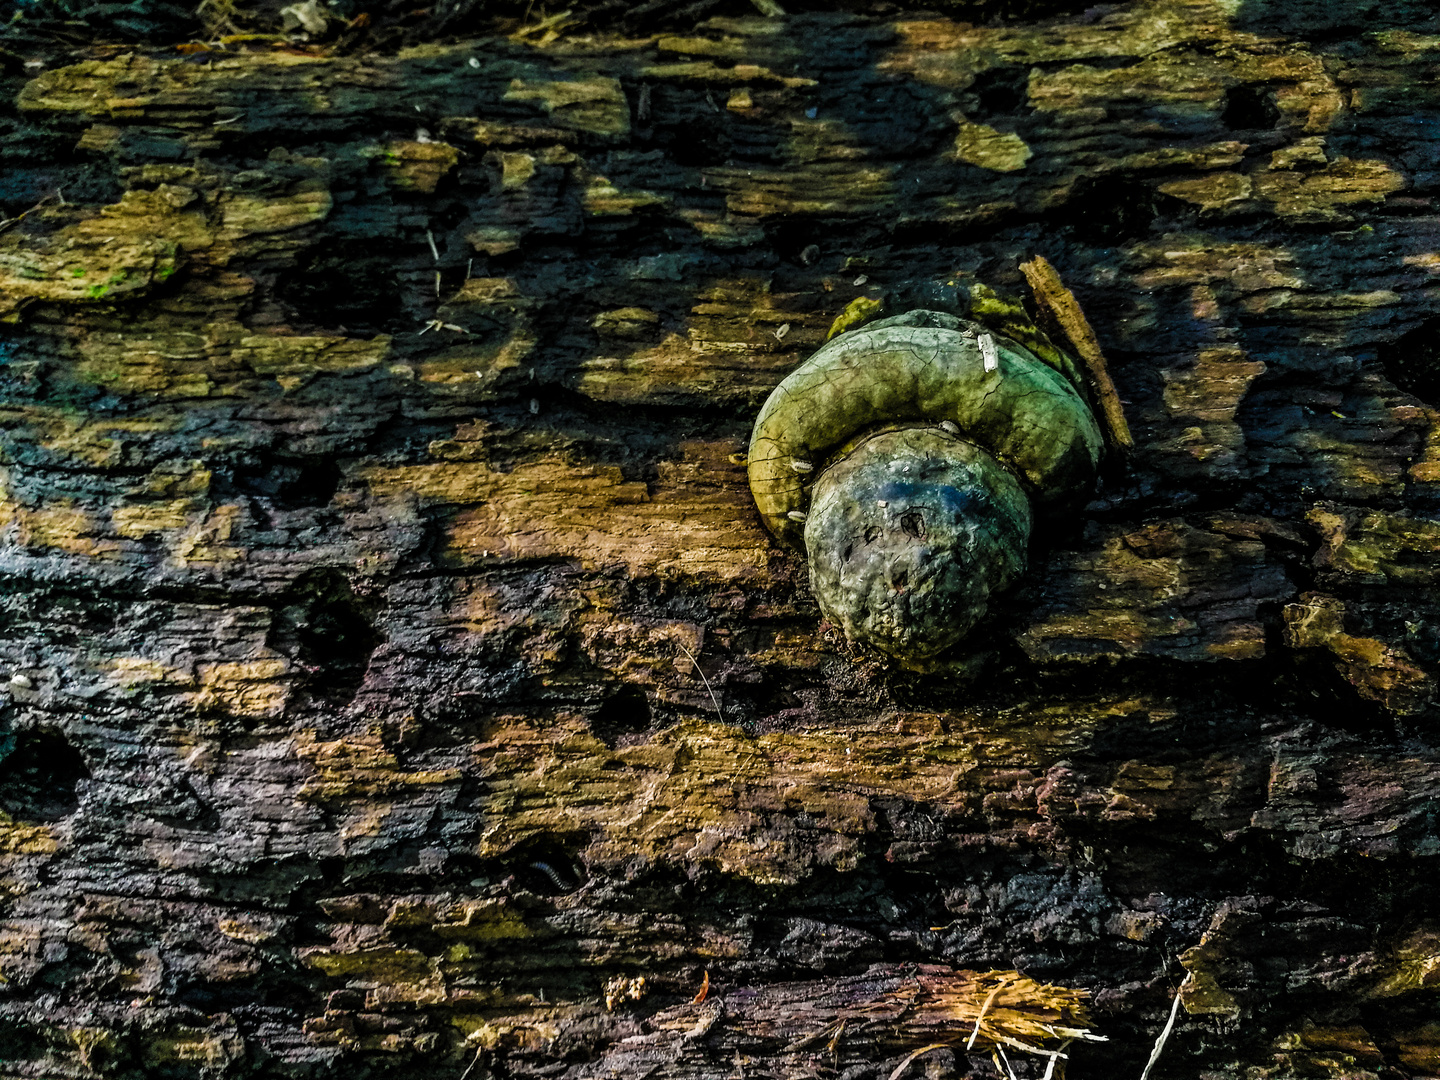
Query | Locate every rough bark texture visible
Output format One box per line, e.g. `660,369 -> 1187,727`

2,0 -> 1440,1076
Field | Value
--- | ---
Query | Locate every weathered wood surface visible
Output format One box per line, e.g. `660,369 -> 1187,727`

1,0 -> 1440,1076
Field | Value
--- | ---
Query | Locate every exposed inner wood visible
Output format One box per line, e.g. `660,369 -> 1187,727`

1019,255 -> 1135,452
1,0 -> 1439,1076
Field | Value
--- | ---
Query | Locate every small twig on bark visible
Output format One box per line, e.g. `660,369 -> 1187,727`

675,640 -> 723,717
510,8 -> 574,40
684,1001 -> 724,1040
457,1046 -> 487,1080
1138,987 -> 1185,1080
783,1019 -> 844,1053
1019,255 -> 1134,453
0,192 -> 60,235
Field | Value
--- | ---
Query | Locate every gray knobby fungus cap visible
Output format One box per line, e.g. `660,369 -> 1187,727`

747,310 -> 1103,660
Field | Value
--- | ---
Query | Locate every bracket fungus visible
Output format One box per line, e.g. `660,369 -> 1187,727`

748,310 -> 1104,661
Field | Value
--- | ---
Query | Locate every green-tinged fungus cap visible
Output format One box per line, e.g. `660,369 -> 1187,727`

748,311 -> 1103,549
805,428 -> 1033,659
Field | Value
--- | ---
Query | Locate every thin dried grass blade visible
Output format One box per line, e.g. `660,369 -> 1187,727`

966,975 -> 1013,1050
887,1042 -> 951,1080
995,1033 -> 1064,1057
1042,1039 -> 1074,1080
1139,990 -> 1185,1080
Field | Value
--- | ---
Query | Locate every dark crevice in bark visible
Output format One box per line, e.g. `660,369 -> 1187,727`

0,727 -> 90,822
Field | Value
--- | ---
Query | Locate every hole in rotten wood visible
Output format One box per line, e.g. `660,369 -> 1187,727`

219,452 -> 342,511
1380,318 -> 1440,407
764,219 -> 827,269
275,240 -> 411,336
0,728 -> 89,823
966,65 -> 1032,119
266,569 -> 383,707
1064,175 -> 1161,245
1221,84 -> 1282,131
589,684 -> 653,748
505,835 -> 588,896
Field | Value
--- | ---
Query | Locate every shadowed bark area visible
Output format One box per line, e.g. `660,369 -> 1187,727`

1,0 -> 1440,1076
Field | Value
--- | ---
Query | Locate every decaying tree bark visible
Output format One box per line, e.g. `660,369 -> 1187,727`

1,0 -> 1439,1075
